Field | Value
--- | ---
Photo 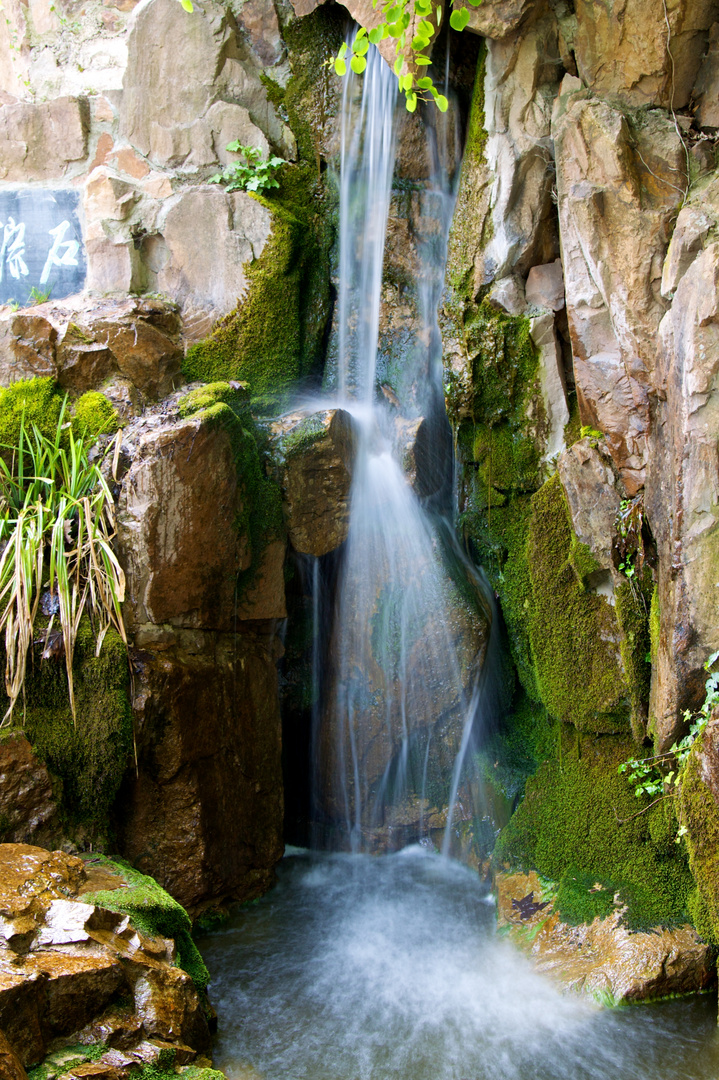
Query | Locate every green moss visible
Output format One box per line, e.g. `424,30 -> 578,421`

494,734 -> 694,931
563,391 -> 581,448
478,690 -> 556,801
555,865 -> 616,925
18,620 -> 130,836
178,383 -> 284,598
649,584 -> 660,665
185,164 -> 334,414
526,475 -> 629,731
28,1044 -> 107,1080
568,536 -> 600,589
679,730 -> 719,946
82,855 -> 210,992
277,413 -> 328,460
71,391 -> 120,443
0,377 -> 64,454
615,570 -> 653,744
280,5 -> 345,165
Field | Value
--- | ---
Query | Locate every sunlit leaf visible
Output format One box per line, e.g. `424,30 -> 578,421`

335,57 -> 347,75
449,5 -> 470,30
350,53 -> 367,73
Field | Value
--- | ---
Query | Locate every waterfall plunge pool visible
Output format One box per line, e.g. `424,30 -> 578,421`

197,848 -> 719,1080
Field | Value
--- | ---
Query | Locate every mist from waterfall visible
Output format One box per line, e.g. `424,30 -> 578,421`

311,41 -> 495,855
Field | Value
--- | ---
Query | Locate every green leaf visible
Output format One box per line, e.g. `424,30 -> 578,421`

436,2 -> 442,23
350,53 -> 367,73
399,72 -> 414,91
405,91 -> 418,112
335,57 -> 347,75
412,34 -> 430,50
339,41 -> 348,58
435,93 -> 448,111
449,5 -> 470,30
180,0 -> 193,12
353,36 -> 370,55
415,55 -> 432,64
369,26 -> 383,43
388,20 -> 403,37
418,18 -> 434,34
355,25 -> 367,38
394,55 -> 404,74
416,75 -> 433,88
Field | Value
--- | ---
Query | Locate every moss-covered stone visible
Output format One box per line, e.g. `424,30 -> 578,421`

615,570 -> 653,744
0,377 -> 64,454
183,165 -> 334,414
82,854 -> 210,992
17,621 -> 131,838
493,732 -> 695,931
178,382 -> 284,599
679,727 -> 719,946
72,391 -> 120,443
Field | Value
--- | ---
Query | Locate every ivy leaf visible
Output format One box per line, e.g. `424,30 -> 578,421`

394,55 -> 404,74
405,91 -> 418,112
350,53 -> 367,73
415,55 -> 432,64
436,2 -> 442,23
412,34 -> 430,50
180,0 -> 194,12
353,36 -> 370,55
416,75 -> 433,88
339,41 -> 348,58
369,26 -> 383,43
449,5 -> 470,30
334,57 -> 347,75
355,25 -> 367,38
434,93 -> 448,111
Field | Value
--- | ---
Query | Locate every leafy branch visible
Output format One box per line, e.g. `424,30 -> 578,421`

330,0 -> 484,112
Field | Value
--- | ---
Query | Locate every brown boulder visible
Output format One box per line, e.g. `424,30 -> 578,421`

117,630 -> 284,917
0,733 -> 58,845
271,409 -> 357,558
118,413 -> 252,631
0,313 -> 57,385
0,1030 -> 27,1080
132,966 -> 209,1051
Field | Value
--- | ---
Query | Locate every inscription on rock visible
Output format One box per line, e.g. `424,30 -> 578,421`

0,188 -> 86,306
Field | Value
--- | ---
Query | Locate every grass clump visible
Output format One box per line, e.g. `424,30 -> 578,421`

82,855 -> 210,992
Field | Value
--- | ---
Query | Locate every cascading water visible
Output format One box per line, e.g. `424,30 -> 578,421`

315,42 -> 492,853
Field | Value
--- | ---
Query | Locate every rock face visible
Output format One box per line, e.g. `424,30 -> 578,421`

552,83 -> 684,494
0,844 -> 211,1067
0,97 -> 87,181
496,871 -> 716,1004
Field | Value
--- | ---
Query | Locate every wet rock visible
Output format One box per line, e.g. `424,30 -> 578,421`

459,0 -> 535,39
118,413 -> 252,631
485,275 -> 527,316
270,409 -> 358,558
0,1030 -> 27,1080
496,871 -> 715,1003
552,88 -> 685,493
117,630 -> 284,917
132,966 -> 208,1049
0,732 -> 58,845
0,97 -> 87,181
574,0 -> 715,108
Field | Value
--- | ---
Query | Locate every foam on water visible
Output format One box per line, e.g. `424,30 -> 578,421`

198,852 -> 719,1080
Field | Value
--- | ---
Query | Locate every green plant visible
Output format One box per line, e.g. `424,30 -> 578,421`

208,143 -> 285,194
29,286 -> 52,305
0,401 -> 126,725
329,0 -> 483,112
618,649 -> 719,817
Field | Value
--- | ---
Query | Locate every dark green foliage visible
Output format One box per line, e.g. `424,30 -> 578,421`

614,569 -> 653,743
478,691 -> 555,801
494,736 -> 694,931
679,728 -> 719,946
82,855 -> 210,992
20,621 -> 130,833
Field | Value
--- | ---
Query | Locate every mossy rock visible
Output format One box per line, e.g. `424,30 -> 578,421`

679,726 -> 719,946
0,377 -> 64,455
183,164 -> 335,414
82,855 -> 210,992
72,391 -> 120,443
16,620 -> 131,838
494,732 -> 694,931
178,381 -> 284,599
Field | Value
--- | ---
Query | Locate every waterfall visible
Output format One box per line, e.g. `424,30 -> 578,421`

313,39 -> 494,856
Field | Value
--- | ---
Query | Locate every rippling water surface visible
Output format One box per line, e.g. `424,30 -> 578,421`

197,848 -> 719,1080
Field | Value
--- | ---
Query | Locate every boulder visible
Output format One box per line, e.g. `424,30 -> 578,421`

661,205 -> 713,298
117,630 -> 284,917
693,22 -> 719,129
131,966 -> 208,1049
0,97 -> 87,181
496,870 -> 715,1003
552,89 -> 685,493
528,311 -> 569,463
457,0 -> 535,40
573,0 -> 715,108
0,1030 -> 27,1080
526,258 -> 564,311
0,733 -> 58,845
270,409 -> 357,557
